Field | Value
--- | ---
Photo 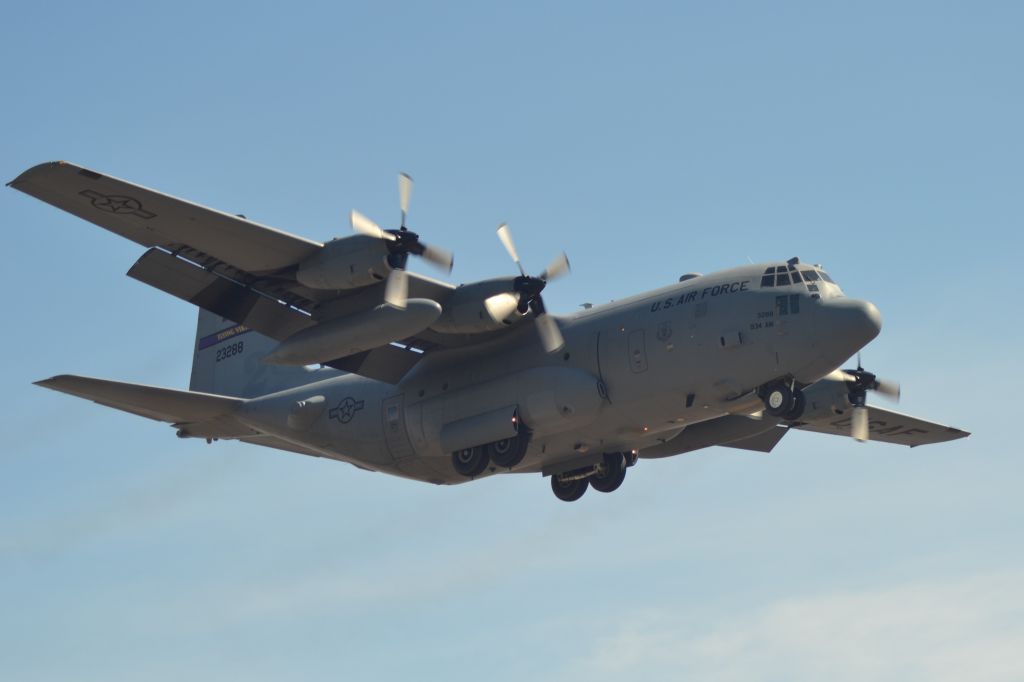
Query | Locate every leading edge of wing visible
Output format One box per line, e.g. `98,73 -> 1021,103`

8,160 -> 322,273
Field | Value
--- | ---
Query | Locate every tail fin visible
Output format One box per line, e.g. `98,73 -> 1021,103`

189,309 -> 340,398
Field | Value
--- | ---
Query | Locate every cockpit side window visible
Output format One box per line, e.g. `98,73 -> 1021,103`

775,271 -> 791,286
819,271 -> 835,283
801,270 -> 820,281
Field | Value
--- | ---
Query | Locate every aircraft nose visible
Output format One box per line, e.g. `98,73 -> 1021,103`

815,298 -> 882,355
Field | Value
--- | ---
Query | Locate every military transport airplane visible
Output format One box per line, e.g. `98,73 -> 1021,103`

10,162 -> 969,501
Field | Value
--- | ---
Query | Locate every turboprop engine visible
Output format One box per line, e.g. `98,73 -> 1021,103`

429,277 -> 520,334
295,235 -> 391,290
264,299 -> 442,366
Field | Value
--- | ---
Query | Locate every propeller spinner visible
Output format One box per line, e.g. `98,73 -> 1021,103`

350,173 -> 454,309
486,223 -> 571,352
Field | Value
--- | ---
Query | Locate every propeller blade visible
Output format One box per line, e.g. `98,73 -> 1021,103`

851,406 -> 869,442
536,312 -> 565,353
351,210 -> 395,241
496,223 -> 526,276
540,252 -> 571,282
484,292 -> 520,322
874,378 -> 901,401
420,243 -> 454,273
384,267 -> 409,309
399,173 -> 413,227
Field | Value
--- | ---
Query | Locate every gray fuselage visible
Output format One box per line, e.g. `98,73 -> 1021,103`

235,261 -> 881,484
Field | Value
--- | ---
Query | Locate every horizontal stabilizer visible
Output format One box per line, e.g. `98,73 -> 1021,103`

34,374 -> 255,439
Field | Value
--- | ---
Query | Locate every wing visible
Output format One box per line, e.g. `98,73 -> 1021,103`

790,406 -> 970,447
11,161 -> 459,382
9,161 -> 321,273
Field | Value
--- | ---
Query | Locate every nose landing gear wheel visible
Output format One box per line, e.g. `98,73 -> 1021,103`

451,446 -> 489,477
589,453 -> 627,493
763,382 -> 806,419
551,474 -> 588,502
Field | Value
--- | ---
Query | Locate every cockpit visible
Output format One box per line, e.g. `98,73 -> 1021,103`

759,259 -> 842,297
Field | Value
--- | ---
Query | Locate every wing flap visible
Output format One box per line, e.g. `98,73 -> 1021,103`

9,161 -> 320,273
127,247 -> 314,342
791,406 -> 970,447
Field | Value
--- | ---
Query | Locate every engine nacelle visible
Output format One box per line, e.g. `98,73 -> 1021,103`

264,299 -> 443,366
296,235 -> 391,290
798,372 -> 854,421
429,277 -> 521,334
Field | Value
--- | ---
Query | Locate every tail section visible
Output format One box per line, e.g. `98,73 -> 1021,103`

189,309 -> 340,398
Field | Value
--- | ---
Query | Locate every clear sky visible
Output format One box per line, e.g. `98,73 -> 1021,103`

2,1 -> 1022,680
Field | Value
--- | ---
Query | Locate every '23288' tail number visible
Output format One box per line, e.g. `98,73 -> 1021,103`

215,341 -> 244,362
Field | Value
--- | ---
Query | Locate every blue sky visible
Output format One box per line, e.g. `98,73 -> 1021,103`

2,1 -> 1021,679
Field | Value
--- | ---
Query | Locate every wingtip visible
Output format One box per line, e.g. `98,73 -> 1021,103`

33,374 -> 72,388
8,160 -> 69,189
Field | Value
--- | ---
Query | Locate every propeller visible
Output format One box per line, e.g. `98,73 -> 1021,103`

349,173 -> 454,309
841,356 -> 901,442
486,223 -> 571,352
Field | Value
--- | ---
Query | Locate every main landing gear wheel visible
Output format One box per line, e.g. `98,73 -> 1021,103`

551,473 -> 588,502
451,446 -> 489,477
487,429 -> 530,469
589,453 -> 627,493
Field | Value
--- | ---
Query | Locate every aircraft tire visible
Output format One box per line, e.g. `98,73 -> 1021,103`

451,446 -> 489,477
764,384 -> 795,417
487,428 -> 531,469
589,453 -> 627,493
551,474 -> 588,502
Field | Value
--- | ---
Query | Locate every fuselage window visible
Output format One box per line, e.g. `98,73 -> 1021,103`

789,294 -> 800,314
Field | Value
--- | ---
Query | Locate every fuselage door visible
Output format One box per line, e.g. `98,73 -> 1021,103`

628,329 -> 648,373
382,394 -> 415,461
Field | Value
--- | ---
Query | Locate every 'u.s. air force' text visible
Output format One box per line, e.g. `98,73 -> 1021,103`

650,280 -> 750,312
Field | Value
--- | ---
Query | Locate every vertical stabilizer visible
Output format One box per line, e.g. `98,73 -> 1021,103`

189,309 -> 340,398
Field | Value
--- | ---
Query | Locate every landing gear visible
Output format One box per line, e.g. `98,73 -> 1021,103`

551,473 -> 589,502
487,428 -> 531,469
451,446 -> 489,477
589,452 -> 627,493
762,382 -> 805,420
550,451 -> 633,501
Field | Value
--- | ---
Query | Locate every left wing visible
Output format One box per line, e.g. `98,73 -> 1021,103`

790,406 -> 969,447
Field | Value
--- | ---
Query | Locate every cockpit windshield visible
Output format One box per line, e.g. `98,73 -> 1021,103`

759,264 -> 837,289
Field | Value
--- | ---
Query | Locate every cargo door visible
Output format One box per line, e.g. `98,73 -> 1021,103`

382,394 -> 415,461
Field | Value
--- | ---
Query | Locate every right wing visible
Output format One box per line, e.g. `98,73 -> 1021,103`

9,161 -> 320,273
11,161 -> 459,382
